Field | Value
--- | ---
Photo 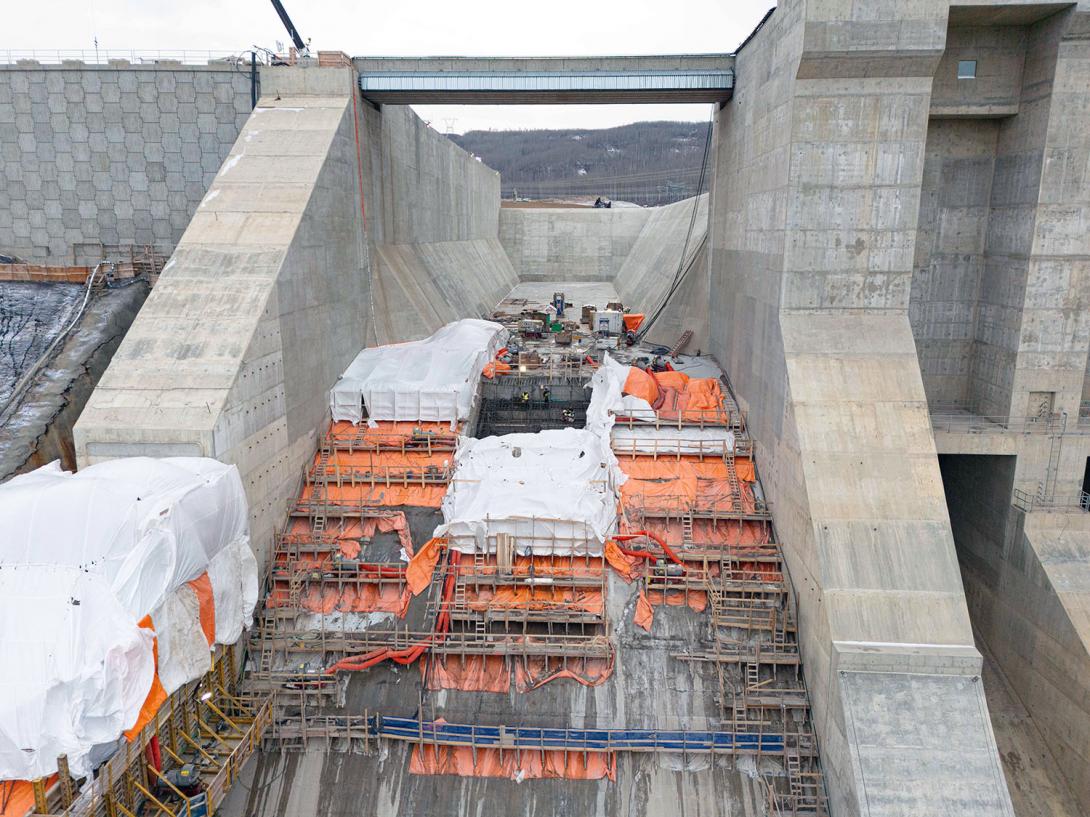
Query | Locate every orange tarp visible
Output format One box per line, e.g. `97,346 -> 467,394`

187,573 -> 216,646
125,615 -> 167,741
292,583 -> 410,617
621,517 -> 771,549
604,539 -> 641,582
466,555 -> 605,579
647,589 -> 707,613
618,457 -> 757,515
513,656 -> 614,692
407,537 -> 443,595
650,370 -> 690,391
622,367 -> 659,404
464,585 -> 604,616
482,361 -> 512,378
424,655 -> 510,693
622,313 -> 644,331
410,745 -> 616,781
634,589 -> 655,632
322,449 -> 451,471
300,480 -> 445,509
328,420 -> 461,447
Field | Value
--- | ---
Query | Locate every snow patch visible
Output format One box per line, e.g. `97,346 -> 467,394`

199,189 -> 221,208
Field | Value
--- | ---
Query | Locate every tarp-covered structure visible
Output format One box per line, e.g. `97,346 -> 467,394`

0,458 -> 257,781
330,319 -> 508,425
436,429 -> 623,556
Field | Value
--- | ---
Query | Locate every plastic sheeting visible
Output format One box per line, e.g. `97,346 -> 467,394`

0,458 -> 256,782
436,429 -> 624,556
611,425 -> 736,456
330,319 -> 508,424
0,565 -> 154,781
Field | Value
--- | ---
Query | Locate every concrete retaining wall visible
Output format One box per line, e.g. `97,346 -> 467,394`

613,194 -> 709,350
0,63 -> 252,263
499,207 -> 649,282
362,104 -> 517,343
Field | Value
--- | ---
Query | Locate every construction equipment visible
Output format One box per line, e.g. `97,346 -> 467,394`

269,0 -> 311,57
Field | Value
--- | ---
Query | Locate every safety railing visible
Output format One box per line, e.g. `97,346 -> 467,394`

1012,489 -> 1090,513
930,411 -> 1065,434
0,49 -> 243,65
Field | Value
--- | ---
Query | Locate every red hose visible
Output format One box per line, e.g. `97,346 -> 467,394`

614,531 -> 686,568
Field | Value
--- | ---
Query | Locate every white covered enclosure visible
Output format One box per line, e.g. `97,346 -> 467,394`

0,458 -> 257,781
436,429 -> 623,556
330,319 -> 509,424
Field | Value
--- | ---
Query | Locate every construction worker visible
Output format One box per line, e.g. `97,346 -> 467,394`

541,386 -> 551,405
562,407 -> 575,425
518,389 -> 530,407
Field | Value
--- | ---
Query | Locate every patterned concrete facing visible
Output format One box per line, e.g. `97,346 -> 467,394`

0,63 -> 253,262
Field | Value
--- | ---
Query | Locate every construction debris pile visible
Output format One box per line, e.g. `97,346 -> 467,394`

247,295 -> 829,812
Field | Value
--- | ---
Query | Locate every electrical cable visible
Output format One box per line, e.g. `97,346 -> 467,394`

637,108 -> 714,342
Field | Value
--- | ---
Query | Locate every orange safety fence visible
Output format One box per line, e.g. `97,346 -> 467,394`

409,744 -> 616,781
327,420 -> 461,447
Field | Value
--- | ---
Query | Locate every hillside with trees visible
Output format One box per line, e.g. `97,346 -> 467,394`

449,121 -> 711,207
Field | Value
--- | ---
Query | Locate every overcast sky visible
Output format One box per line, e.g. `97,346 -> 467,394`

8,0 -> 773,132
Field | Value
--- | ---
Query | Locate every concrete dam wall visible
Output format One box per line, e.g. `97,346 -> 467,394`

5,2 -> 1087,812
72,66 -> 517,567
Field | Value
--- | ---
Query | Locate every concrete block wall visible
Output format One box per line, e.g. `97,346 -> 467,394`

498,207 -> 649,282
0,62 -> 252,263
74,66 -> 370,566
706,1 -> 1015,813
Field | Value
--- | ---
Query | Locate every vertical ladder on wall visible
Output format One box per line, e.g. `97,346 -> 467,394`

745,661 -> 760,692
725,456 -> 743,513
313,442 -> 333,535
682,514 -> 694,548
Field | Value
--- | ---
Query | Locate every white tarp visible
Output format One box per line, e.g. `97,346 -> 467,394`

585,354 -> 654,435
0,458 -> 256,781
436,428 -> 624,556
330,319 -> 509,425
611,426 -> 735,456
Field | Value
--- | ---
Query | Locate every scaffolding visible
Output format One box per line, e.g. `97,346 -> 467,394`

26,649 -> 271,817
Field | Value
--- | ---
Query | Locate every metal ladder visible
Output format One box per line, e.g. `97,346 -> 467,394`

724,456 -> 743,512
669,329 -> 693,357
682,514 -> 694,547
